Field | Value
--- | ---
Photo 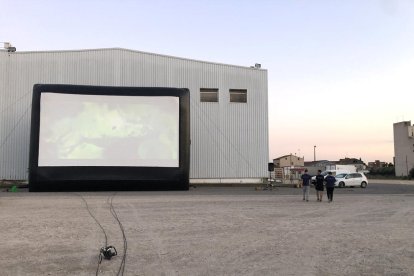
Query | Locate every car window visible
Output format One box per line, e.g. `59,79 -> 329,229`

354,173 -> 362,178
336,173 -> 346,178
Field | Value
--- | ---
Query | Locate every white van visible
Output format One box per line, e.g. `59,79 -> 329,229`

311,170 -> 350,184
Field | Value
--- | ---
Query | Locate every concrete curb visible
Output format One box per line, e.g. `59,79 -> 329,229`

1,179 -> 413,190
193,179 -> 414,187
368,179 -> 414,185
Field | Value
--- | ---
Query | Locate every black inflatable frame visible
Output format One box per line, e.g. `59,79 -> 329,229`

29,84 -> 190,191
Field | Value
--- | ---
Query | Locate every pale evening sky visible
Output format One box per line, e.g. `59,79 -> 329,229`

1,0 -> 413,163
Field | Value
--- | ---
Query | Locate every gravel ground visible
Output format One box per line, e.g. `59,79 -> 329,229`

1,188 -> 413,276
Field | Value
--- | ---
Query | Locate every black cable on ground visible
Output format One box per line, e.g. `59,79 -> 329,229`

75,193 -> 127,276
109,193 -> 128,276
76,193 -> 110,276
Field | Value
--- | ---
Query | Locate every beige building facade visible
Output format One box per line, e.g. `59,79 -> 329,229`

393,121 -> 414,176
273,154 -> 305,181
273,154 -> 304,168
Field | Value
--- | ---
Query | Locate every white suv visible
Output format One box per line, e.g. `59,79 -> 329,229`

335,172 -> 368,188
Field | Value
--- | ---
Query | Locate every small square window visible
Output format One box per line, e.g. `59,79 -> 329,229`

229,89 -> 247,103
200,88 -> 218,102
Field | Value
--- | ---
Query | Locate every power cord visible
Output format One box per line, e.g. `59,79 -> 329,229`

76,193 -> 119,276
109,193 -> 128,276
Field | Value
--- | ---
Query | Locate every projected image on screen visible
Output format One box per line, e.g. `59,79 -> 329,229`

38,93 -> 179,167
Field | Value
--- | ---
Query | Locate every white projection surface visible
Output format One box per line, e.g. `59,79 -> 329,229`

38,93 -> 179,167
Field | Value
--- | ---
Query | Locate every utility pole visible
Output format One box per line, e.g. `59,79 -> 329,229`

406,155 -> 409,176
314,145 -> 316,162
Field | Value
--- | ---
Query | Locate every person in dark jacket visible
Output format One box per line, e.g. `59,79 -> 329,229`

301,169 -> 312,202
325,171 -> 336,202
315,170 -> 325,201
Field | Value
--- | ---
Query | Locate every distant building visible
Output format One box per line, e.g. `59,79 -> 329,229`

393,121 -> 414,176
304,160 -> 333,175
337,157 -> 365,165
304,159 -> 367,174
273,154 -> 304,168
336,157 -> 366,171
367,160 -> 387,169
304,160 -> 332,167
273,154 -> 305,180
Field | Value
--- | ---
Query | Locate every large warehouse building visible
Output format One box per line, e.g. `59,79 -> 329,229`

0,47 -> 268,184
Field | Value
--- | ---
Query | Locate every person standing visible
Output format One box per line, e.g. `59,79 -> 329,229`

325,171 -> 336,202
315,170 -> 325,201
301,169 -> 312,202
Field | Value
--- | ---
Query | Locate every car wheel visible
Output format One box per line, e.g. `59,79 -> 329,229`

361,182 -> 367,188
339,182 -> 345,188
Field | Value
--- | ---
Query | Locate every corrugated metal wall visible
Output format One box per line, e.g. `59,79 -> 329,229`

0,48 -> 268,180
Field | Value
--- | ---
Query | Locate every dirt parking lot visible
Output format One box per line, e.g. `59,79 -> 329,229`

1,187 -> 413,276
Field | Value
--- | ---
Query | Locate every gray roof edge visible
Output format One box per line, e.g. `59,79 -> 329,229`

1,47 -> 268,71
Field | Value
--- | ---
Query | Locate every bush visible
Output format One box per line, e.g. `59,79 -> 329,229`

409,167 -> 414,178
369,166 -> 395,176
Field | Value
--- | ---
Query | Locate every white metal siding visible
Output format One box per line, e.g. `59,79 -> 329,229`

0,48 -> 268,180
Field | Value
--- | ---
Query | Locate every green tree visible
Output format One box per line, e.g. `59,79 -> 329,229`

409,167 -> 414,178
369,166 -> 395,176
